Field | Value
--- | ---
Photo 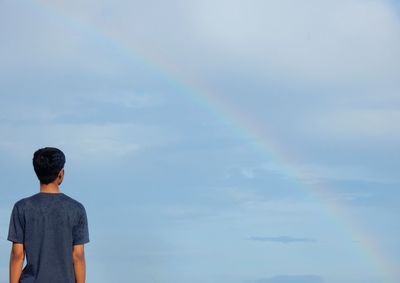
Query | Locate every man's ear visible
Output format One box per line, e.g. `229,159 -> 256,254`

58,168 -> 65,185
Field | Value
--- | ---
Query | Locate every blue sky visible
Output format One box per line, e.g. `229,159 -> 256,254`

1,0 -> 400,282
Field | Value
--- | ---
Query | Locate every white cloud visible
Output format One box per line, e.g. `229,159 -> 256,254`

0,0 -> 131,76
225,162 -> 291,180
215,186 -> 321,214
0,102 -> 59,123
246,274 -> 324,283
0,89 -> 164,124
247,235 -> 317,244
24,0 -> 400,86
0,122 -> 174,162
240,167 -> 256,179
188,0 -> 400,84
92,91 -> 164,109
338,191 -> 373,202
233,159 -> 398,185
305,109 -> 400,143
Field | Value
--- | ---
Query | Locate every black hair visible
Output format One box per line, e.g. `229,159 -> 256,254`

33,147 -> 66,185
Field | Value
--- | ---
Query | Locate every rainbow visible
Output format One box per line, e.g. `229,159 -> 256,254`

30,1 -> 399,281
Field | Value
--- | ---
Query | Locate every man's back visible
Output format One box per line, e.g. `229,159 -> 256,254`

8,192 -> 90,283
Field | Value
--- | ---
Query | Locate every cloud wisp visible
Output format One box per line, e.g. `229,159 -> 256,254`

245,275 -> 324,283
247,235 -> 317,244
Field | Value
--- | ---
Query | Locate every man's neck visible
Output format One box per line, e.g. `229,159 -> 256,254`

40,183 -> 60,194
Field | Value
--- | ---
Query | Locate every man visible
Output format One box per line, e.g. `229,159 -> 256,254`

8,147 -> 90,283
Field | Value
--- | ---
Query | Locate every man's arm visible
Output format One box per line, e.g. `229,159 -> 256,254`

9,242 -> 24,283
73,244 -> 86,283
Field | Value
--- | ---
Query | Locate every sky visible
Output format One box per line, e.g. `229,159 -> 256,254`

0,0 -> 400,282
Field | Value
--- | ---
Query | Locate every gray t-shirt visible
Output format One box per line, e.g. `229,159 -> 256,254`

7,192 -> 90,283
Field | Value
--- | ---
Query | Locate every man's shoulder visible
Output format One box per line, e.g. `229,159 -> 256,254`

13,193 -> 86,211
62,193 -> 86,210
13,195 -> 32,208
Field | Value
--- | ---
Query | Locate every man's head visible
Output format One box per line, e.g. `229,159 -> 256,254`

33,147 -> 66,185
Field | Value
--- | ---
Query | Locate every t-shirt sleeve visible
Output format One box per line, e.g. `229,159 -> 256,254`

7,203 -> 24,243
72,205 -> 90,245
